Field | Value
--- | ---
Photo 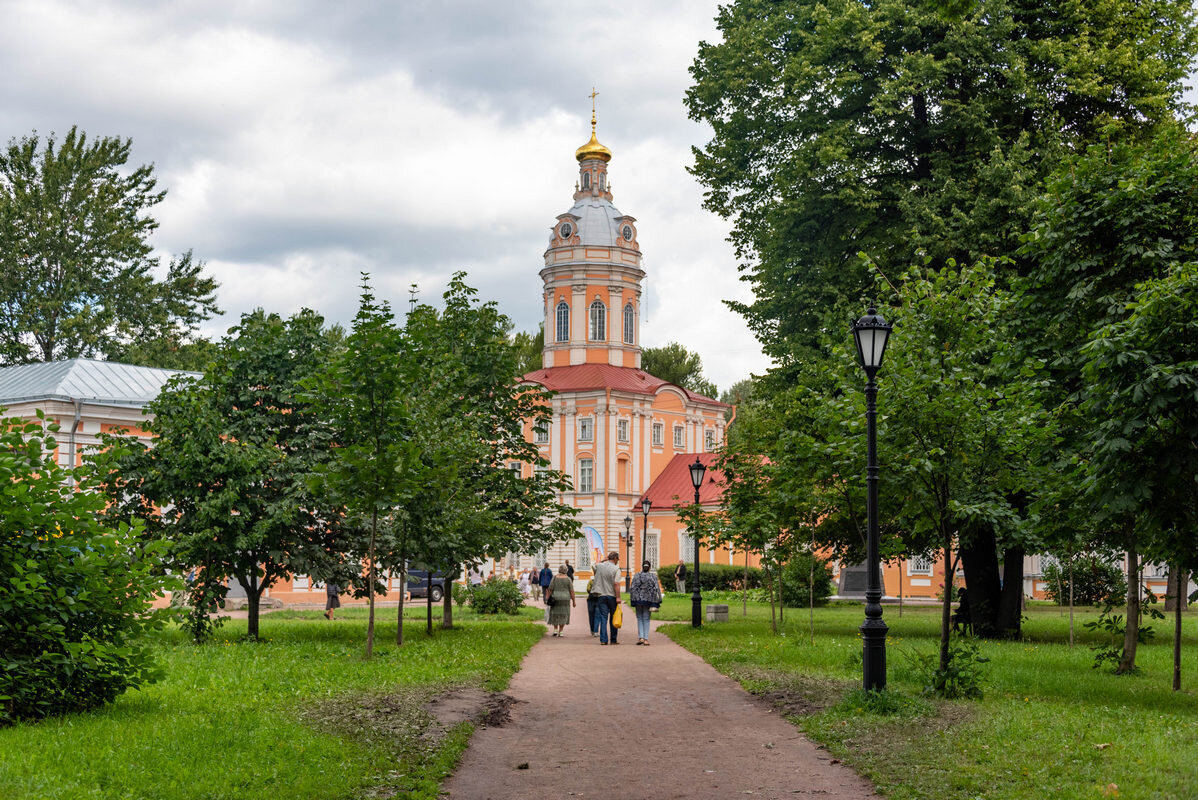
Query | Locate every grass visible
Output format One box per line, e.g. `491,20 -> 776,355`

0,607 -> 542,800
659,599 -> 1198,800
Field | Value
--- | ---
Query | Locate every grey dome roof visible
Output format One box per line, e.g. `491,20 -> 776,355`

556,197 -> 629,247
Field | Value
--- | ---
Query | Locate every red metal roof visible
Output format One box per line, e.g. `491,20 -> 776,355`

521,363 -> 727,406
637,452 -> 724,511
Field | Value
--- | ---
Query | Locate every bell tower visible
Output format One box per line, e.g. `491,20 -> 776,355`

540,95 -> 645,369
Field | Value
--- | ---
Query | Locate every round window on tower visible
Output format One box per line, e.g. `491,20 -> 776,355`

622,225 -> 633,242
560,222 -> 573,239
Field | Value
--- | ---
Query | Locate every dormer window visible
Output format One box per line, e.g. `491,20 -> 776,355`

556,301 -> 570,342
559,221 -> 573,239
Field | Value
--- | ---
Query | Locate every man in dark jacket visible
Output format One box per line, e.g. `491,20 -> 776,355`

539,563 -> 554,601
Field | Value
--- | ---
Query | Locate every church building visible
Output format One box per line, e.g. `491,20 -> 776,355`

515,114 -> 737,581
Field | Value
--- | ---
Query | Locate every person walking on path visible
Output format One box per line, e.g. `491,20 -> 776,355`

324,581 -> 341,620
565,559 -> 575,581
592,552 -> 621,645
629,560 -> 663,645
546,565 -> 575,636
585,576 -> 600,636
539,563 -> 554,602
674,561 -> 688,593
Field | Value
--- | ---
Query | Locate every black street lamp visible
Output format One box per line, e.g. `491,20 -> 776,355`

851,305 -> 893,691
640,495 -> 652,572
623,514 -> 633,592
688,456 -> 707,628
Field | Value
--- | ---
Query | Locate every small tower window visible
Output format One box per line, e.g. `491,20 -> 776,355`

589,300 -> 606,341
623,303 -> 635,344
599,174 -> 606,190
556,301 -> 570,342
582,172 -> 591,189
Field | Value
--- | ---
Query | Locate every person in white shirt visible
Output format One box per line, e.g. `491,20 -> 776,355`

591,552 -> 622,645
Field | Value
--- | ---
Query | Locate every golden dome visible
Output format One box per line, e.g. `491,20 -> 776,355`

575,130 -> 612,163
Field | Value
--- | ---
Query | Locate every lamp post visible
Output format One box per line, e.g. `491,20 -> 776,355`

688,456 -> 707,628
640,495 -> 652,571
622,515 -> 633,591
851,305 -> 893,691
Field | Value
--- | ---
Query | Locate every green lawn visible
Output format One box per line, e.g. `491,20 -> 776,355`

659,597 -> 1198,800
0,606 -> 543,800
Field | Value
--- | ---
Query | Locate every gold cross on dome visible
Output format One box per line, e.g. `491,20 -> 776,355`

589,87 -> 599,131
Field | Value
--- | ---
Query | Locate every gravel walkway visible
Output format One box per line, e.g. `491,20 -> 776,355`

443,601 -> 878,799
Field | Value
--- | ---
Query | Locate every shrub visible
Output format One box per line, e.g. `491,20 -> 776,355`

452,582 -> 469,608
779,551 -> 835,607
657,562 -> 763,592
911,637 -> 989,700
467,577 -> 524,615
0,412 -> 178,724
1041,554 -> 1127,607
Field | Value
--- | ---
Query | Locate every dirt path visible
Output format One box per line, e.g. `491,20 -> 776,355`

443,601 -> 878,799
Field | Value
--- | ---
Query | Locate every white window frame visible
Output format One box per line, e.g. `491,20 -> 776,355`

678,531 -> 695,562
652,422 -> 664,447
578,458 -> 594,493
576,539 -> 593,571
555,301 -> 570,342
589,300 -> 606,341
508,461 -> 522,477
623,303 -> 635,344
534,422 -> 549,444
578,416 -> 594,442
293,574 -> 310,591
646,532 -> 660,571
617,419 -> 629,443
673,425 -> 684,449
908,556 -> 933,576
705,429 -> 715,451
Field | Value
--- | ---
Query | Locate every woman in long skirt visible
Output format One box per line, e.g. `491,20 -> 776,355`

546,565 -> 575,636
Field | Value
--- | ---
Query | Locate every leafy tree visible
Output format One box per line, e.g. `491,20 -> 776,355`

0,127 -> 220,366
307,279 -> 417,658
402,276 -> 577,634
686,0 -> 1196,368
511,325 -> 544,375
641,341 -> 718,398
1,411 -> 176,723
109,309 -> 341,641
1081,260 -> 1198,682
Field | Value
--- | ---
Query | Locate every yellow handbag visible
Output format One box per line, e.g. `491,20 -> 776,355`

612,603 -> 623,629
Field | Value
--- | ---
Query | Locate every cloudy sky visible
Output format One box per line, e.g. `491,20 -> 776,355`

0,0 -> 772,392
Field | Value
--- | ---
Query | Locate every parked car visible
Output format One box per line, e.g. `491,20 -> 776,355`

407,570 -> 446,602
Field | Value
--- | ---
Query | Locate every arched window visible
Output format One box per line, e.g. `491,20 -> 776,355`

589,300 -> 606,341
555,301 -> 570,342
582,172 -> 591,189
623,303 -> 635,344
599,174 -> 606,190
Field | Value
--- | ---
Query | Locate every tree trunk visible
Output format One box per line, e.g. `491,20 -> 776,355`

768,563 -> 777,635
959,524 -> 1002,636
1069,558 -> 1075,648
426,571 -> 434,636
395,537 -> 408,646
743,549 -> 749,617
809,542 -> 816,646
996,545 -> 1025,638
442,566 -> 459,629
1165,567 -> 1187,612
1174,563 -> 1183,691
939,536 -> 952,673
1116,540 -> 1140,674
245,574 -> 262,640
365,510 -> 377,659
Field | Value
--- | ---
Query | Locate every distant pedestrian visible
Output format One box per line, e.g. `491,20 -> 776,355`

565,559 -> 575,580
674,561 -> 688,594
629,560 -> 663,645
592,552 -> 622,645
518,570 -> 531,598
546,565 -> 576,636
324,581 -> 341,620
539,562 -> 554,601
586,576 -> 600,636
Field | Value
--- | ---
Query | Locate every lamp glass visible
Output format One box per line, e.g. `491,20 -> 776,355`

623,515 -> 632,532
688,457 -> 706,490
641,496 -> 652,516
852,309 -> 892,371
